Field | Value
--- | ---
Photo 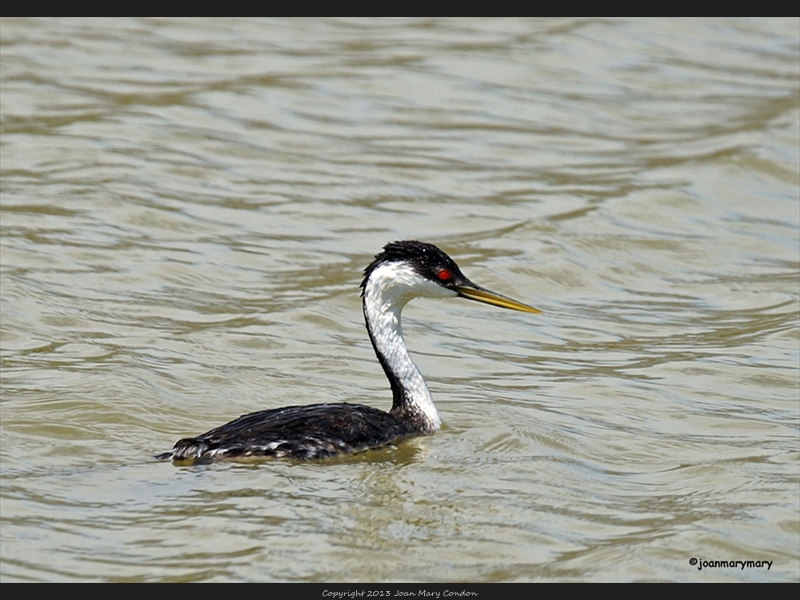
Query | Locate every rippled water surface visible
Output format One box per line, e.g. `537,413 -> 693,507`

1,18 -> 798,582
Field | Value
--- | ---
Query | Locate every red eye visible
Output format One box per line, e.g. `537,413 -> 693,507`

437,269 -> 451,281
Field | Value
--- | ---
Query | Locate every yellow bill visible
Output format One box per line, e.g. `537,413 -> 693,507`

454,283 -> 541,314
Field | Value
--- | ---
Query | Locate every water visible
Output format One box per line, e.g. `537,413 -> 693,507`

1,17 -> 798,582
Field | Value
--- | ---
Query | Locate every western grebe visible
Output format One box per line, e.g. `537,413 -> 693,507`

158,240 -> 540,463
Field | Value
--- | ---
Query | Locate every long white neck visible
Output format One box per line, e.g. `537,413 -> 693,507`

362,262 -> 455,432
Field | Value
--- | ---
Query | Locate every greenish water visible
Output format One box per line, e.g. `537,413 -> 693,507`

1,17 -> 798,582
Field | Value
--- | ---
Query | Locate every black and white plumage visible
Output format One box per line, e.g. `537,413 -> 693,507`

158,240 -> 539,464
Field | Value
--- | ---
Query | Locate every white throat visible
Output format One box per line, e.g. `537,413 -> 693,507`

362,262 -> 456,431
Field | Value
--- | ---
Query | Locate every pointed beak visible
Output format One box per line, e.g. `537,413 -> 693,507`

454,282 -> 541,314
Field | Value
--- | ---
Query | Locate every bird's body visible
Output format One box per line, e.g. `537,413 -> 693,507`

169,403 -> 420,461
160,240 -> 539,464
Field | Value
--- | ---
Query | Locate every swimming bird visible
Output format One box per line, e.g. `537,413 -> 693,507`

159,240 -> 539,463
